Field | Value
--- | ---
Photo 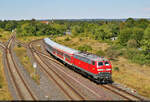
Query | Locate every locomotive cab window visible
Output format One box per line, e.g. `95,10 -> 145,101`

98,62 -> 103,66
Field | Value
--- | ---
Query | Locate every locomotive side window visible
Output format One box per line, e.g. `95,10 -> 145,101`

92,61 -> 95,65
84,58 -> 89,63
74,55 -> 91,64
98,62 -> 103,66
87,59 -> 90,63
74,55 -> 77,59
74,55 -> 80,60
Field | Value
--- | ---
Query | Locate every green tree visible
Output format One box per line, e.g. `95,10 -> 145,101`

144,24 -> 150,40
131,27 -> 144,45
136,19 -> 149,29
118,28 -> 132,46
4,21 -> 16,31
141,39 -> 150,52
125,18 -> 135,28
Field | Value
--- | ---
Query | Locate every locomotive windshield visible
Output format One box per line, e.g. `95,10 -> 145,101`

98,62 -> 103,66
105,61 -> 110,66
98,61 -> 110,66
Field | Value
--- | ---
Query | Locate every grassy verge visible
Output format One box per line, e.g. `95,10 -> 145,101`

0,52 -> 12,100
53,35 -> 110,54
0,31 -> 11,42
112,57 -> 150,98
14,45 -> 40,84
54,35 -> 150,98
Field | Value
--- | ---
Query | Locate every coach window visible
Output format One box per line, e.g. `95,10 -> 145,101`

56,50 -> 58,54
60,52 -> 63,56
57,51 -> 59,54
92,61 -> 95,65
54,49 -> 56,53
49,46 -> 53,51
65,55 -> 71,61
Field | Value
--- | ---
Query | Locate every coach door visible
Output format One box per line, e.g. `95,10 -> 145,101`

90,60 -> 97,74
63,54 -> 66,62
64,54 -> 71,63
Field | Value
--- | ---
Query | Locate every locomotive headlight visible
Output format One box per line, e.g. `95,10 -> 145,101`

97,69 -> 104,71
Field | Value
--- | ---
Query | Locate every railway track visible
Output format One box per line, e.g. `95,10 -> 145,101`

27,40 -> 86,100
101,84 -> 143,101
0,42 -> 6,49
16,39 -> 146,101
3,35 -> 37,100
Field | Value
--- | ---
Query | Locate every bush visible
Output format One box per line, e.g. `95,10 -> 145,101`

79,38 -> 82,41
123,48 -> 150,65
17,44 -> 22,48
78,44 -> 92,52
96,50 -> 105,56
105,46 -> 122,60
127,39 -> 138,48
114,67 -> 120,72
123,48 -> 138,59
64,37 -> 70,41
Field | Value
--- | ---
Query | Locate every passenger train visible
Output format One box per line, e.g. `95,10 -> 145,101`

43,38 -> 113,84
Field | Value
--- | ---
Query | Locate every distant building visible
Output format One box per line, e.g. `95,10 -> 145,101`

110,37 -> 118,41
138,48 -> 142,51
41,21 -> 49,24
65,30 -> 72,35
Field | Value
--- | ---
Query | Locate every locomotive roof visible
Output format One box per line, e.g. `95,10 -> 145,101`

44,38 -> 79,54
75,52 -> 108,61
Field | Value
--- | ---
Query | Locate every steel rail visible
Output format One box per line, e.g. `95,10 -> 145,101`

101,84 -> 144,101
28,42 -> 85,100
5,36 -> 37,100
5,49 -> 24,99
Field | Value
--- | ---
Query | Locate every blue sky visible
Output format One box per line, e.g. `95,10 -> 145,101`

0,0 -> 150,20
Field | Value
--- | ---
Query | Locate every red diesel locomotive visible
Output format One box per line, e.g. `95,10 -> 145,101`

43,38 -> 112,83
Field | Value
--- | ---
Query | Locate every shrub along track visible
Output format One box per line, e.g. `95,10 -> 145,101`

3,35 -> 37,100
17,39 -> 146,101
